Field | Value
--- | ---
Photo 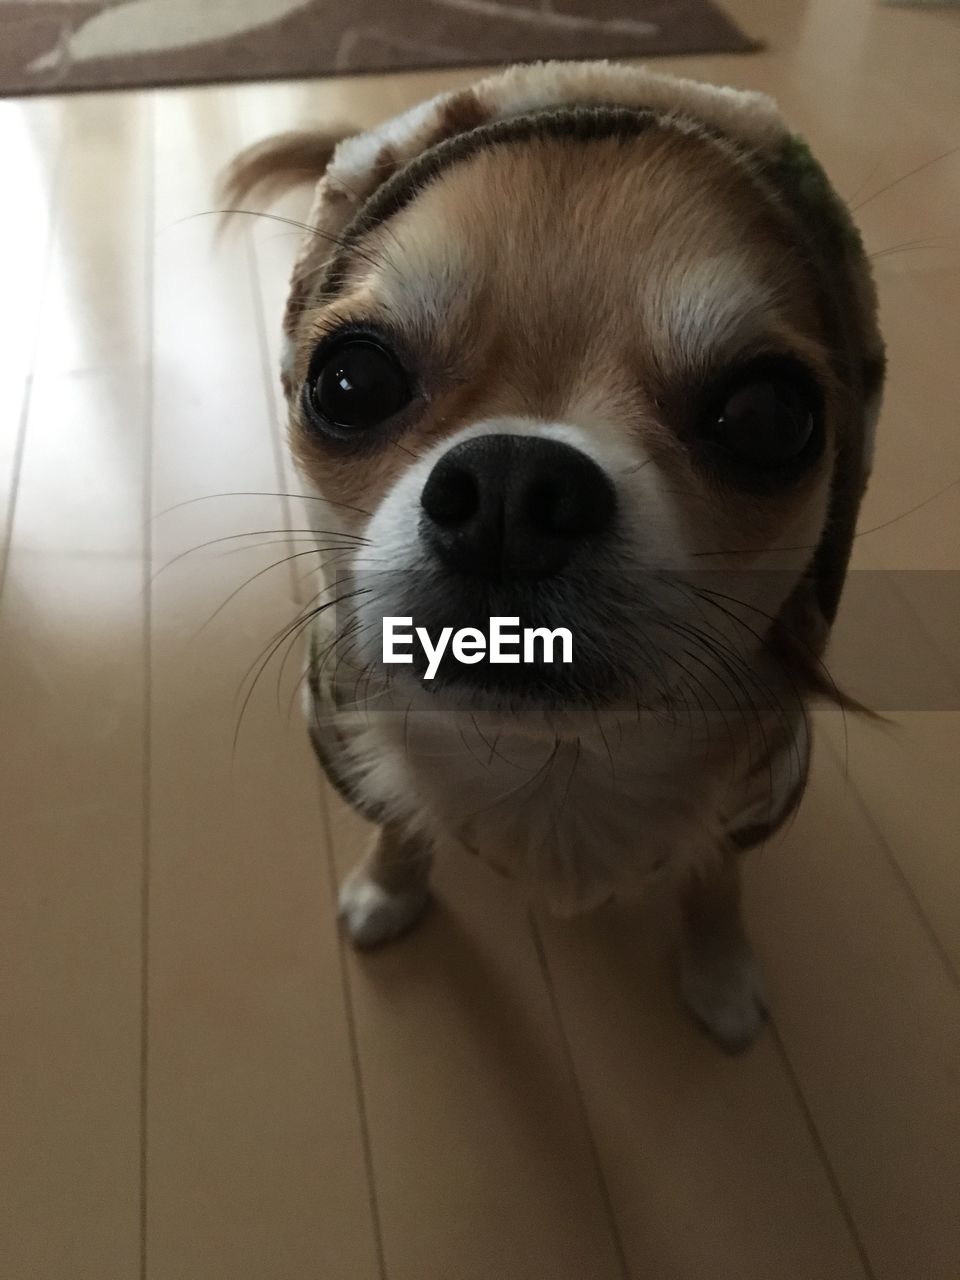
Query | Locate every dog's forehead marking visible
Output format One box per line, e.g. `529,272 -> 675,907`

357,133 -> 800,387
370,214 -> 471,333
644,257 -> 786,362
292,62 -> 787,318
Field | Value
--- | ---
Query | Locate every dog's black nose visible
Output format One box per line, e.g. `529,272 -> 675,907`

420,434 -> 616,578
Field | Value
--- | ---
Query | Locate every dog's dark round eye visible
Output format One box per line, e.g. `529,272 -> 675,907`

709,368 -> 817,467
308,339 -> 411,431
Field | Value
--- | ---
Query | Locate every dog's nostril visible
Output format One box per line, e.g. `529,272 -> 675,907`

420,434 -> 616,579
421,463 -> 479,526
526,466 -> 615,539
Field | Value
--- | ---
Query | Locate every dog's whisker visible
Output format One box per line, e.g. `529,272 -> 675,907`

219,536 -> 357,559
851,141 -> 960,212
153,490 -> 373,521
278,600 -> 371,712
193,547 -> 364,639
232,587 -> 370,751
151,527 -> 369,584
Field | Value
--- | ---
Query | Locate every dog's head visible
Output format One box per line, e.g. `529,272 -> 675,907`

225,62 -> 884,714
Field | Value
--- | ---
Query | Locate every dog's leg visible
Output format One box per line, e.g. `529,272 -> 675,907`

677,853 -> 768,1053
338,822 -> 433,949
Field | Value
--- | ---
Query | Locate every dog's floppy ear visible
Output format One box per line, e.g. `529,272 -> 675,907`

217,125 -> 358,380
217,127 -> 354,220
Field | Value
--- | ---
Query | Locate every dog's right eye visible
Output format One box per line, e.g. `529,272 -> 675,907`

693,354 -> 824,488
305,338 -> 412,435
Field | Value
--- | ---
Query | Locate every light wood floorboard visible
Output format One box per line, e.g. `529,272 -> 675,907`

2,1 -> 959,1275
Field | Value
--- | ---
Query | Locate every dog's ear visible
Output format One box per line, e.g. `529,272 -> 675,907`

217,127 -> 354,226
767,574 -> 882,719
216,125 -> 358,384
217,127 -> 354,216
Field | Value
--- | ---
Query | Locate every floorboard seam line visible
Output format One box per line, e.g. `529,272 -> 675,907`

235,92 -> 313,714
528,910 -> 633,1280
822,732 -> 960,991
0,375 -> 34,601
0,120 -> 67,602
769,1019 -> 878,1280
139,90 -> 157,1280
243,201 -> 300,600
242,103 -> 387,1269
319,784 -> 389,1280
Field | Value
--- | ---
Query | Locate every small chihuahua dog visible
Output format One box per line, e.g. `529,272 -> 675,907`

224,61 -> 883,1051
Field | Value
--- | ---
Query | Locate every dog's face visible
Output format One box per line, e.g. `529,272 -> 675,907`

285,126 -> 849,711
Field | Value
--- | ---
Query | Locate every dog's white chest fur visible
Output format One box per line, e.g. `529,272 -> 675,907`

339,707 -> 723,913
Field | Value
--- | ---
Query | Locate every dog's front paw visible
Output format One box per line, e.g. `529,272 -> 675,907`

680,947 -> 768,1054
338,868 -> 430,949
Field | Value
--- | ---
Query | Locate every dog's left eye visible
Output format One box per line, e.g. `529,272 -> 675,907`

306,339 -> 412,432
704,359 -> 820,470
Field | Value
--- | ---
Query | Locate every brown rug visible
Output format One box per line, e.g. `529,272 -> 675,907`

0,1 -> 759,98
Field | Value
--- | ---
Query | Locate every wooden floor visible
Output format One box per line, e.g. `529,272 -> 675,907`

2,1 -> 959,1276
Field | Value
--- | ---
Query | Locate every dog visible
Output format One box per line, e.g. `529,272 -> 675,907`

222,60 -> 884,1052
